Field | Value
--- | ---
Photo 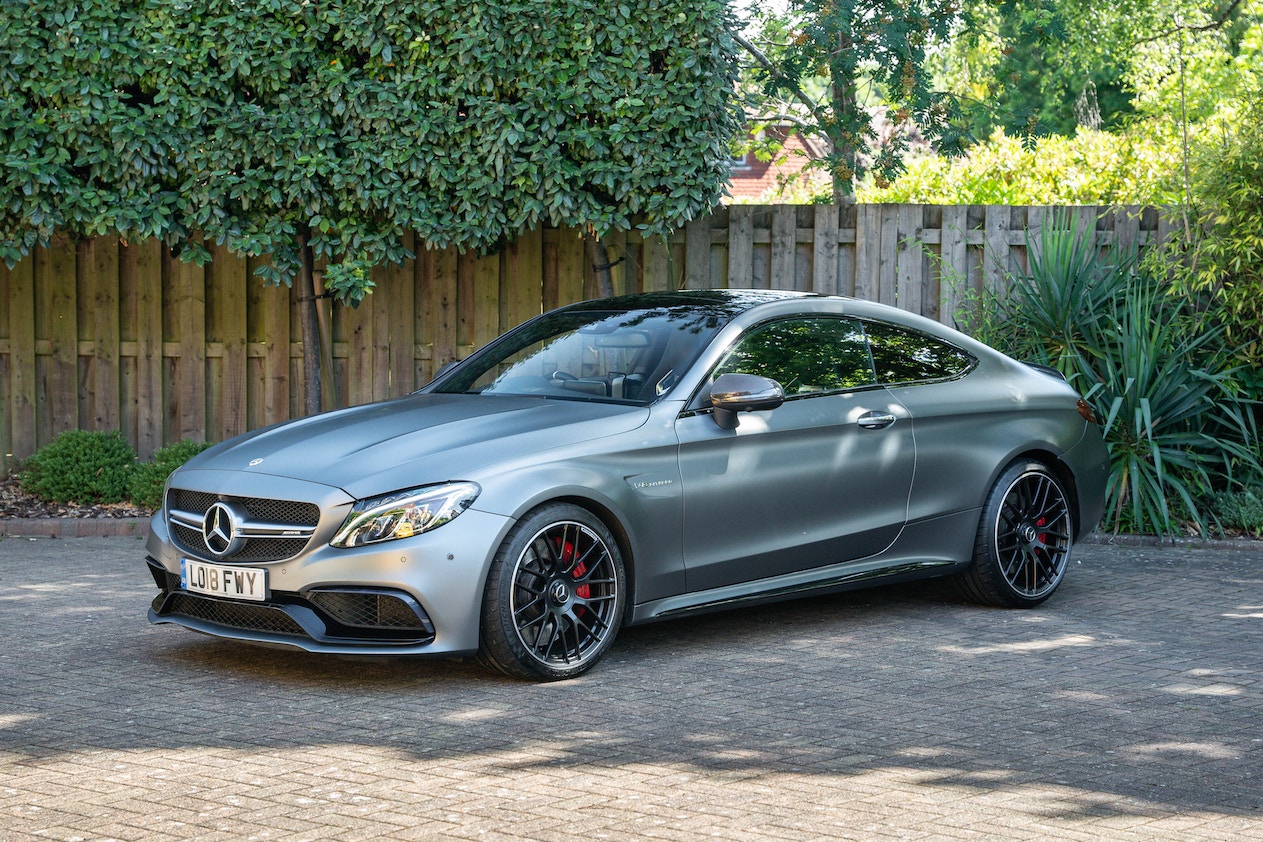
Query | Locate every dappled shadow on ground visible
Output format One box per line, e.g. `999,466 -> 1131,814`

2,539 -> 1261,829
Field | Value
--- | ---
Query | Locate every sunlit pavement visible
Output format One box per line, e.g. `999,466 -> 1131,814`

1,535 -> 1260,841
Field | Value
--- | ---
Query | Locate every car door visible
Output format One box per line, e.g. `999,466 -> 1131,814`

675,316 -> 916,593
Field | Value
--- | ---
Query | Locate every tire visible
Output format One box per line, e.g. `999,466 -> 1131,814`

958,459 -> 1073,608
478,503 -> 626,681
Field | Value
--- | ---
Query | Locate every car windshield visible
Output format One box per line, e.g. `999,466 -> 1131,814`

432,303 -> 733,405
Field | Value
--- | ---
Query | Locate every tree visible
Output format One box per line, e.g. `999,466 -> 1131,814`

2,0 -> 742,414
736,1 -> 973,197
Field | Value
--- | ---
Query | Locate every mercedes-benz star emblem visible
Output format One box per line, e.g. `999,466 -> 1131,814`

549,580 -> 570,605
202,502 -> 244,558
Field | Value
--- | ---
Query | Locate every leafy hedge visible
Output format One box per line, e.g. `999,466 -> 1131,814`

2,1 -> 742,303
858,128 -> 1169,205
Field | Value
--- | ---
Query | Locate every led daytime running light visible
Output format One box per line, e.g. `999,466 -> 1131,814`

332,482 -> 480,548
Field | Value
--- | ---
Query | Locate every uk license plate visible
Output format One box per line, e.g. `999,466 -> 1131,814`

181,558 -> 267,602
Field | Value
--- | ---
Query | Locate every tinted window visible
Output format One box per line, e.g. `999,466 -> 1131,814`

864,321 -> 974,385
715,318 -> 877,396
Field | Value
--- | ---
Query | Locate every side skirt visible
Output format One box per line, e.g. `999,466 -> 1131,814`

629,507 -> 980,625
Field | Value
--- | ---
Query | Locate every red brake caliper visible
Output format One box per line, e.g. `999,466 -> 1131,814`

559,538 -> 591,601
571,544 -> 591,601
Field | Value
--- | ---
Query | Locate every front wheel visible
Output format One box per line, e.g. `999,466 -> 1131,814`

478,503 -> 626,681
958,460 -> 1073,608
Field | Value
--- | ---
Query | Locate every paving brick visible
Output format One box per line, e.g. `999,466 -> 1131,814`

2,537 -> 1263,839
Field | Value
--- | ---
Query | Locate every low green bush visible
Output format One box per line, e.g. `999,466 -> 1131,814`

127,439 -> 215,511
20,430 -> 137,503
1211,489 -> 1263,537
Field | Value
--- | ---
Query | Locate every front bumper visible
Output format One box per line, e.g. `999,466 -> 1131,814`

145,506 -> 514,656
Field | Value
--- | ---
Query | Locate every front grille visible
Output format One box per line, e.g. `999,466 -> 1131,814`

168,489 -> 321,526
309,590 -> 431,631
147,559 -> 436,646
162,592 -> 308,636
166,488 -> 321,562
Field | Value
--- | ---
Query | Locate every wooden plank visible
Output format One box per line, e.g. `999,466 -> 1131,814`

727,206 -> 754,289
342,274 -> 373,406
211,244 -> 248,441
1114,206 -> 1142,259
371,264 -> 391,400
854,203 -> 881,302
556,230 -> 586,304
684,217 -> 710,290
982,205 -> 1010,294
769,205 -> 796,290
389,235 -> 416,394
40,238 -> 78,440
170,247 -> 206,441
505,228 -> 542,329
642,233 -> 671,292
812,204 -> 839,294
895,204 -> 923,315
878,204 -> 899,305
472,250 -> 500,349
542,233 -> 560,314
85,237 -> 121,433
428,245 -> 458,372
258,269 -> 290,427
125,240 -> 162,458
939,205 -> 969,328
5,257 -> 36,462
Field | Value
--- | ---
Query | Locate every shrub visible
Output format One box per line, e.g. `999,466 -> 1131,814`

858,128 -> 1171,206
127,439 -> 215,511
963,219 -> 1261,536
1210,489 -> 1263,537
20,430 -> 136,504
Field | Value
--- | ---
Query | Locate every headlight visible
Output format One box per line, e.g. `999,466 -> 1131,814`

331,482 -> 480,548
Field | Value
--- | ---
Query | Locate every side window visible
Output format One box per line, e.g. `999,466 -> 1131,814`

864,321 -> 975,385
715,318 -> 877,396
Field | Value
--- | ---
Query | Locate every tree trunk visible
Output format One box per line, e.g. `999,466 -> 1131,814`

584,230 -> 615,299
296,232 -> 322,416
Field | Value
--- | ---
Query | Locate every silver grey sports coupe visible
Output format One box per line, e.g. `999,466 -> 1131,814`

145,290 -> 1108,680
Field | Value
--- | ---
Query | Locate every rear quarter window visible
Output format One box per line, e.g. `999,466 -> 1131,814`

864,321 -> 976,386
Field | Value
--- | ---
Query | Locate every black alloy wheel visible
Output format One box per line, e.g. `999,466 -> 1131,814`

479,503 -> 625,680
959,459 -> 1073,608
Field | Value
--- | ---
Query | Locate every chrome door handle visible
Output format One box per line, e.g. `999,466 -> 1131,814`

857,411 -> 897,430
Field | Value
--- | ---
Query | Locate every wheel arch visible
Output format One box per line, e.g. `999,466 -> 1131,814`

549,494 -> 638,625
999,448 -> 1084,541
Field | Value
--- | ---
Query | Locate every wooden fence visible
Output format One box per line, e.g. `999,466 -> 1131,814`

0,203 -> 1163,476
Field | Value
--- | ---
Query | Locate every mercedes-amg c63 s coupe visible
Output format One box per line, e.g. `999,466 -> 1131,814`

145,290 -> 1108,680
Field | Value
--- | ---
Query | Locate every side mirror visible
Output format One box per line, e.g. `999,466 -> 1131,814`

709,373 -> 785,430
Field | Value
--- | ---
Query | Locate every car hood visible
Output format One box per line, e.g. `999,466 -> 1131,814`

182,393 -> 650,499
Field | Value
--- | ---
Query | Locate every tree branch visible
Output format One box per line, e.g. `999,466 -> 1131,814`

732,31 -> 828,126
1132,0 -> 1247,46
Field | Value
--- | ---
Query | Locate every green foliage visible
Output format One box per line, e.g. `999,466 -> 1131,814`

965,220 -> 1260,536
740,1 -> 968,195
2,1 -> 742,304
858,129 -> 1170,205
1210,489 -> 1263,537
1159,99 -> 1263,386
19,431 -> 137,504
127,439 -> 215,511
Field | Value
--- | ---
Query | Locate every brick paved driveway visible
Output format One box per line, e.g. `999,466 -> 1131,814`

1,535 -> 1260,841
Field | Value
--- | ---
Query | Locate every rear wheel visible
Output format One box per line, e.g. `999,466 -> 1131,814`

478,503 -> 625,681
959,460 -> 1073,608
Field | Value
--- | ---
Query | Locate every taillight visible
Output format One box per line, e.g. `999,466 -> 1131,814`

1076,398 -> 1097,423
